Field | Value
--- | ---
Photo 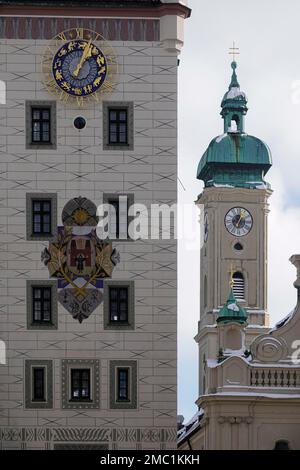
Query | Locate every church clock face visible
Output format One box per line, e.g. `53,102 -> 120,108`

225,207 -> 253,237
42,28 -> 117,106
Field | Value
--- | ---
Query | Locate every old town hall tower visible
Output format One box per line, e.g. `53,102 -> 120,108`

0,0 -> 190,450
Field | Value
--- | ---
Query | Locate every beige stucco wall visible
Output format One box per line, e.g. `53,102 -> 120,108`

0,7 -> 189,450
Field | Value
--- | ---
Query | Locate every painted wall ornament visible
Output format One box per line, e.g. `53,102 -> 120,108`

41,197 -> 120,323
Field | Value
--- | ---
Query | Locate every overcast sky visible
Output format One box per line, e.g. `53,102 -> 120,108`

178,0 -> 300,420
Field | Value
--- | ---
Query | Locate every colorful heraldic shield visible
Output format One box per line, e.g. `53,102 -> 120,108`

41,197 -> 120,323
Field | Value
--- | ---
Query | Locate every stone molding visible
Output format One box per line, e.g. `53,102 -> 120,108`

25,100 -> 57,150
24,360 -> 53,409
26,280 -> 58,330
217,416 -> 253,425
104,280 -> 135,330
109,360 -> 138,409
103,101 -> 134,152
61,359 -> 100,410
26,192 -> 57,241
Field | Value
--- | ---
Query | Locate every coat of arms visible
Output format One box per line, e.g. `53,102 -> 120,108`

41,197 -> 120,323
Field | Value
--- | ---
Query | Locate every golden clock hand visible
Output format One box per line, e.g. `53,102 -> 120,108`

73,39 -> 92,78
235,209 -> 245,228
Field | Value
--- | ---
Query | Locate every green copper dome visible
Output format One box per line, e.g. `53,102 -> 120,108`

217,288 -> 248,325
197,62 -> 272,189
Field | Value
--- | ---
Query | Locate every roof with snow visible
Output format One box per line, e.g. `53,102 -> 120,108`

177,409 -> 204,445
197,61 -> 272,189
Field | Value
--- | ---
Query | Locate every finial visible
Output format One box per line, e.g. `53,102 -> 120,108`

229,41 -> 240,62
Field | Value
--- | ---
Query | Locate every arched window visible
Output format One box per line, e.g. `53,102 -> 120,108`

229,119 -> 237,132
229,114 -> 239,132
232,272 -> 245,301
204,276 -> 207,308
273,440 -> 290,450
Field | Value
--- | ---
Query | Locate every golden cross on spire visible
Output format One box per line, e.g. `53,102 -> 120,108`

229,41 -> 240,61
230,263 -> 235,289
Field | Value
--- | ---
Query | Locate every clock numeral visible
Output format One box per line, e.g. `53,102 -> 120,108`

76,96 -> 84,107
45,78 -> 57,89
102,80 -> 113,92
76,28 -> 84,39
60,91 -> 69,104
91,93 -> 100,102
57,32 -> 67,41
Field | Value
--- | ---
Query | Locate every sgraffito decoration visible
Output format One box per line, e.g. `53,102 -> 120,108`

42,197 -> 120,323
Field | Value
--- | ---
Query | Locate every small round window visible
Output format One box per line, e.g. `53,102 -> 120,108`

234,242 -> 244,252
73,116 -> 87,130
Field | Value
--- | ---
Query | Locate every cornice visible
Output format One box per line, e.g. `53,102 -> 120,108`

0,2 -> 191,18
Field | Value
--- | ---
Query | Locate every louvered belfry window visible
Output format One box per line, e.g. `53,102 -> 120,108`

232,272 -> 245,300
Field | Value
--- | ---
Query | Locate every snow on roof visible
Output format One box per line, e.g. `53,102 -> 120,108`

270,307 -> 296,332
226,88 -> 247,100
177,409 -> 204,443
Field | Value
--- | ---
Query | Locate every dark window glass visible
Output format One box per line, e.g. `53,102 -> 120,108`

117,368 -> 129,401
71,369 -> 90,400
32,199 -> 52,235
33,368 -> 45,401
109,287 -> 129,323
107,198 -> 128,239
32,286 -> 52,323
109,200 -> 120,238
109,109 -> 128,145
32,107 -> 51,143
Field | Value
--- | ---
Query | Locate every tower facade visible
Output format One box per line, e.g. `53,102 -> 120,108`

0,0 -> 190,450
195,62 -> 273,395
178,61 -> 300,451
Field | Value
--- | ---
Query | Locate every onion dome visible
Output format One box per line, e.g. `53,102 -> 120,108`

197,62 -> 272,189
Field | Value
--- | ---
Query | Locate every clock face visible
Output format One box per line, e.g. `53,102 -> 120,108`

204,212 -> 209,243
225,207 -> 253,237
53,40 -> 107,97
42,28 -> 117,106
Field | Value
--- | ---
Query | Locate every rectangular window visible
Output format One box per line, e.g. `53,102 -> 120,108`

104,281 -> 134,331
32,107 -> 51,143
26,193 -> 57,241
71,369 -> 91,401
32,286 -> 52,324
32,199 -> 51,236
62,360 -> 100,409
27,280 -> 57,330
107,196 -> 129,239
117,368 -> 129,401
109,109 -> 128,145
110,361 -> 137,409
32,367 -> 45,401
25,360 -> 53,409
109,287 -> 129,324
103,102 -> 134,151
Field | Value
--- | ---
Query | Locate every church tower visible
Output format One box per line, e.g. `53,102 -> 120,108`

195,61 -> 273,395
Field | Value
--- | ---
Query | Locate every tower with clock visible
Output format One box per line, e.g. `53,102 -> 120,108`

0,0 -> 191,451
195,60 -> 273,395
